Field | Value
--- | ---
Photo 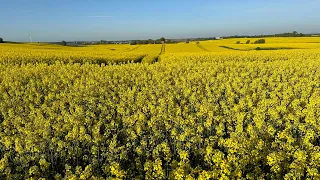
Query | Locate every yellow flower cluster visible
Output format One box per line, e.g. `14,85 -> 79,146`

0,41 -> 319,179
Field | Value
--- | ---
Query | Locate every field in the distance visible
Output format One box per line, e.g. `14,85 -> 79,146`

0,37 -> 320,179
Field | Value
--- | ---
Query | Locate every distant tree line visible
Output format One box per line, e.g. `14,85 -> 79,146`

130,37 -> 170,45
100,40 -> 129,44
0,37 -> 4,43
223,31 -> 314,39
274,31 -> 304,37
130,39 -> 159,45
185,37 -> 217,41
129,37 -> 220,45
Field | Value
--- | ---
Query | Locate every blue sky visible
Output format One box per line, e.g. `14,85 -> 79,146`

0,0 -> 319,42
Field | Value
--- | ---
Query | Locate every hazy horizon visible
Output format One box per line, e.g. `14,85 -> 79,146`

1,0 -> 320,42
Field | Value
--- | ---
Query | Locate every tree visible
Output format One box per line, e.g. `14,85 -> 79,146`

160,37 -> 166,44
0,37 -> 3,43
62,40 -> 67,46
246,40 -> 250,44
293,31 -> 298,36
155,39 -> 162,44
148,39 -> 154,44
236,41 -> 241,44
130,41 -> 137,45
254,39 -> 265,44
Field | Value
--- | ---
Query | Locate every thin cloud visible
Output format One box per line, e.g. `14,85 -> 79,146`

85,15 -> 113,18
